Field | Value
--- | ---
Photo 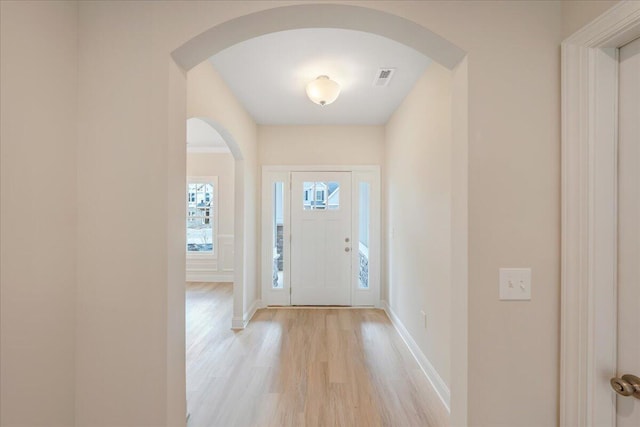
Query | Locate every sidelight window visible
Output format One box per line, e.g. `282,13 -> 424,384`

272,182 -> 285,288
358,182 -> 370,288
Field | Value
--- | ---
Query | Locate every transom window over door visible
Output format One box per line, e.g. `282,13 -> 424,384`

187,177 -> 217,254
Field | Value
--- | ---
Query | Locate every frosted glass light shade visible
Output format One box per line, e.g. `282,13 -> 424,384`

305,75 -> 340,106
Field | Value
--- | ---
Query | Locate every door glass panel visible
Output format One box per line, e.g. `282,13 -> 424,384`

358,182 -> 370,288
303,181 -> 340,210
272,182 -> 284,288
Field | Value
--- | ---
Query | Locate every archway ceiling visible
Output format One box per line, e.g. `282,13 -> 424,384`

186,118 -> 230,153
209,28 -> 431,125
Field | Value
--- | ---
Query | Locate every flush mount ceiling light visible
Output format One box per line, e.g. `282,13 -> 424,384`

305,75 -> 341,106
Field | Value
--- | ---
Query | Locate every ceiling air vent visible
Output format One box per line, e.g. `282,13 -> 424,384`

373,68 -> 396,87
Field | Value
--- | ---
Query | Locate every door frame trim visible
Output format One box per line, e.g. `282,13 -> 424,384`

261,165 -> 381,307
561,2 -> 640,425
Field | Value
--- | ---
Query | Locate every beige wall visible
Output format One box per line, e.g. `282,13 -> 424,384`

258,125 -> 384,166
187,152 -> 235,236
562,0 -> 621,38
74,24 -> 256,422
385,63 -> 452,388
0,2 -> 78,425
76,2 -> 178,424
424,2 -> 561,424
167,58 -> 187,424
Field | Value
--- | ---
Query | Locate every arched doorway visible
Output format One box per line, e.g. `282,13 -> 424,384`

185,116 -> 244,329
169,4 -> 469,424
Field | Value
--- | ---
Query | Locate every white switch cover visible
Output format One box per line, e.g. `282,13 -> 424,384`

499,268 -> 532,300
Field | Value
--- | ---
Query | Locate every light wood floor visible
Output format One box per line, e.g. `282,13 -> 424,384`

186,282 -> 449,427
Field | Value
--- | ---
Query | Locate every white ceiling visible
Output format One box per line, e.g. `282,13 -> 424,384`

208,28 -> 431,125
186,118 -> 230,153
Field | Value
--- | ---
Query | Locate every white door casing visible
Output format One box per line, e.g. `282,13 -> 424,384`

290,171 -> 352,305
561,2 -> 640,426
261,166 -> 380,308
616,35 -> 640,427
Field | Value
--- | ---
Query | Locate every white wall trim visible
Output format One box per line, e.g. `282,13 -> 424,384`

185,272 -> 234,283
232,299 -> 262,330
382,300 -> 451,412
561,2 -> 640,426
218,234 -> 235,273
244,298 -> 261,325
263,165 -> 381,173
186,233 -> 234,282
186,253 -> 218,260
231,316 -> 244,329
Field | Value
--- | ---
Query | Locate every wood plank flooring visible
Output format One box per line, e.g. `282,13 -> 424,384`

186,282 -> 449,427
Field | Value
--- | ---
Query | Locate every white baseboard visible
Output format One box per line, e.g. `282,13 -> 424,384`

186,271 -> 234,282
231,316 -> 244,329
381,300 -> 451,412
244,299 -> 261,324
231,299 -> 262,330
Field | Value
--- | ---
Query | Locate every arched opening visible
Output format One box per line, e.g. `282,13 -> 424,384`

185,117 -> 243,321
171,4 -> 465,71
185,116 -> 241,293
188,117 -> 243,161
169,4 -> 469,425
184,116 -> 242,418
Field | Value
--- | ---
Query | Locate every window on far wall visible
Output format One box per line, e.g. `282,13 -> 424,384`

186,177 -> 217,254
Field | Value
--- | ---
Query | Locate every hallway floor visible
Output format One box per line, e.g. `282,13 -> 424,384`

186,282 -> 449,427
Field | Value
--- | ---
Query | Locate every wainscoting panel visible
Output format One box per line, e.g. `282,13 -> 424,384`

219,234 -> 234,273
186,234 -> 234,282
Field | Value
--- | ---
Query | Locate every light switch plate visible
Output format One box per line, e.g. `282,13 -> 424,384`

499,268 -> 532,300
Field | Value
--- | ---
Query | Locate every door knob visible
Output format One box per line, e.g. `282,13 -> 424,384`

610,374 -> 640,399
345,247 -> 351,252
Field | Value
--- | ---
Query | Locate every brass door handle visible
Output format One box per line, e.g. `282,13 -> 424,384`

610,374 -> 640,399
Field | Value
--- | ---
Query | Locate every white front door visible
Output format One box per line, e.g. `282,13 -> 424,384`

616,36 -> 640,427
290,171 -> 351,305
